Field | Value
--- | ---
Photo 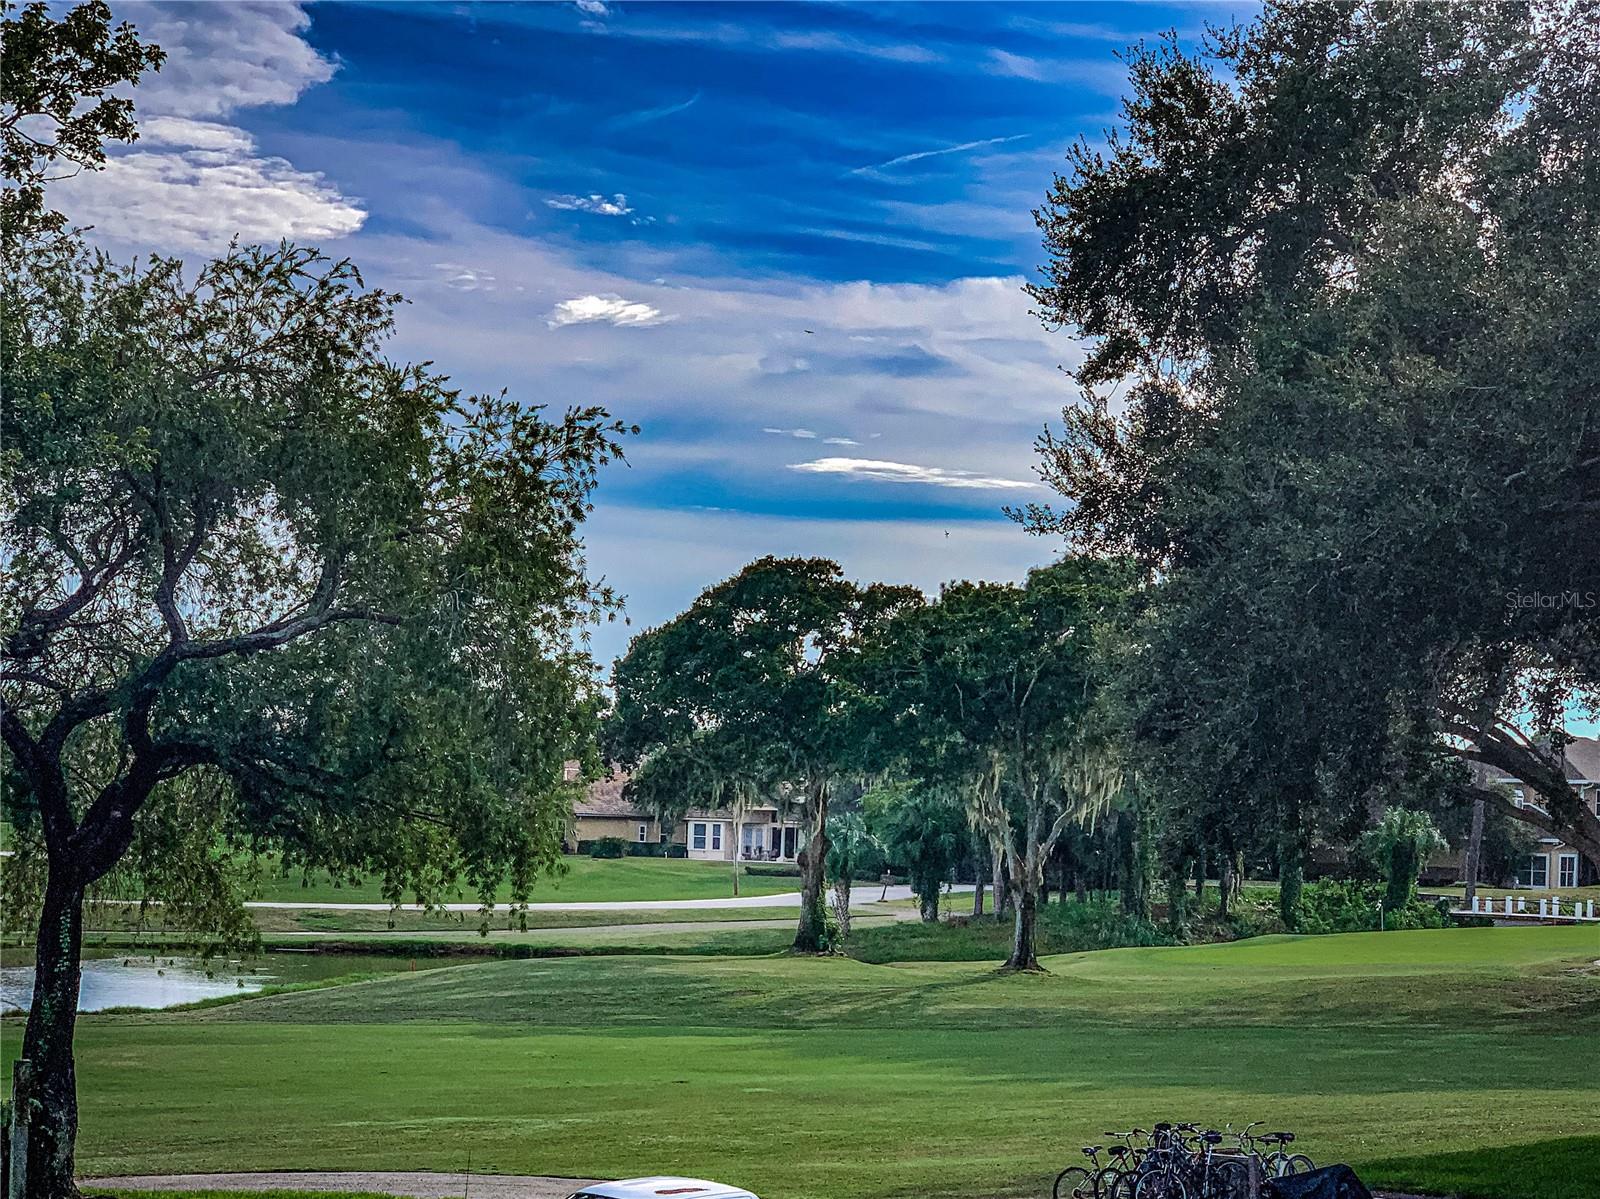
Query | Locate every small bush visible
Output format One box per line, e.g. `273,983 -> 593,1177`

588,837 -> 626,859
626,841 -> 666,857
1297,879 -> 1451,934
665,844 -> 688,859
744,863 -> 802,877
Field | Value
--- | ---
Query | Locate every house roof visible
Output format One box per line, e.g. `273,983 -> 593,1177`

1479,735 -> 1600,786
574,773 -> 648,819
1565,736 -> 1600,783
572,772 -> 788,821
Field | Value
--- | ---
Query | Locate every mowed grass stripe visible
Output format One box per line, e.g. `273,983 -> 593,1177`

5,926 -> 1596,1199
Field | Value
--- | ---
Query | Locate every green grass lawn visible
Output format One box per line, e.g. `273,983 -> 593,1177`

246,854 -> 803,905
7,925 -> 1597,1199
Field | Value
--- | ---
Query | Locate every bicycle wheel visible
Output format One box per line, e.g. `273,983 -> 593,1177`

1133,1174 -> 1191,1199
1096,1168 -> 1128,1199
1212,1160 -> 1250,1199
1283,1154 -> 1314,1175
1054,1166 -> 1095,1199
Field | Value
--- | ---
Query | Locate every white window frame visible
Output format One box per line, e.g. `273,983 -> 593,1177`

1557,853 -> 1578,889
637,823 -> 648,843
691,822 -> 707,851
1517,853 -> 1549,889
710,822 -> 723,851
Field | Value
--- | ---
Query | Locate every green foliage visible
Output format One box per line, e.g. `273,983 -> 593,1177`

824,810 -> 883,886
1362,808 -> 1449,910
0,0 -> 165,238
1297,880 -> 1451,935
868,783 -> 964,921
588,837 -> 626,860
604,556 -> 920,950
1022,0 -> 1600,874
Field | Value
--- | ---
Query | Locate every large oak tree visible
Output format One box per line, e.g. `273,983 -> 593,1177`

606,557 -> 918,952
1023,0 -> 1600,876
1,234 -> 628,1194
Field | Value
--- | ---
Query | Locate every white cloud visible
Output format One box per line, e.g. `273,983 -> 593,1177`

823,437 -> 859,446
547,192 -> 634,217
52,3 -> 363,254
575,0 -> 610,15
54,142 -> 364,253
763,427 -> 818,439
547,294 -> 671,328
789,457 -> 1040,491
137,117 -> 257,152
116,2 -> 336,119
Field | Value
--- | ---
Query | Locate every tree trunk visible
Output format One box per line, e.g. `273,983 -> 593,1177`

1462,796 -> 1486,908
831,877 -> 852,941
1003,887 -> 1040,971
20,863 -> 87,1199
1193,852 -> 1207,911
1218,853 -> 1234,919
992,856 -> 1011,919
1278,843 -> 1304,932
918,884 -> 940,923
971,875 -> 985,917
792,778 -> 831,953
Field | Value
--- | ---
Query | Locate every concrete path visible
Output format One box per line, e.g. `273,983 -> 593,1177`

245,885 -> 971,913
85,1172 -> 593,1199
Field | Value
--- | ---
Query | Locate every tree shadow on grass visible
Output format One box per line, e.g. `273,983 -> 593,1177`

1362,1135 -> 1600,1199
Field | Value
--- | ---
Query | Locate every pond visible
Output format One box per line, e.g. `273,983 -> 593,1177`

0,949 -> 418,1013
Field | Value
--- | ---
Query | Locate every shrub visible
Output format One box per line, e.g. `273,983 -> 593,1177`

1297,879 -> 1451,934
665,844 -> 688,859
744,863 -> 802,877
626,841 -> 666,857
588,837 -> 626,859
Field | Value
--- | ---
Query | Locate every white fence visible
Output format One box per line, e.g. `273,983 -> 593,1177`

1453,894 -> 1600,921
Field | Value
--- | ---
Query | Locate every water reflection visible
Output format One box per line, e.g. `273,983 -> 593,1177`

0,950 -> 406,1013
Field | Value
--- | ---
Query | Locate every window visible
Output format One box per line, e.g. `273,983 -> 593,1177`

1515,853 -> 1549,888
1510,787 -> 1526,808
637,823 -> 648,843
691,822 -> 707,851
710,822 -> 723,851
1558,854 -> 1578,889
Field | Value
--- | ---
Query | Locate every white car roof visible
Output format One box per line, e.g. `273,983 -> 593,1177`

567,1178 -> 759,1199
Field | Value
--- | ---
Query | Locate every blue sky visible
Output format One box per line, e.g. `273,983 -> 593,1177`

60,1 -> 1598,737
72,0 -> 1247,669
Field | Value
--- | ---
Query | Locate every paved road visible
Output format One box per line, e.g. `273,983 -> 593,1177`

84,1171 -> 1426,1198
245,885 -> 971,913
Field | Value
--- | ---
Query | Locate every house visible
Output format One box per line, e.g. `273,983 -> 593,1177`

565,767 -> 805,862
1478,735 -> 1600,891
680,801 -> 804,863
566,771 -> 671,852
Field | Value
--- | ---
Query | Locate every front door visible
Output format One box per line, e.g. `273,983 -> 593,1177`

782,826 -> 799,859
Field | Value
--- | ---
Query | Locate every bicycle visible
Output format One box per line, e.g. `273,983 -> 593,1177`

1256,1131 -> 1314,1177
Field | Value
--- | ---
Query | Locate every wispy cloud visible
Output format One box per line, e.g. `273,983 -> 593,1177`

851,134 -> 1030,176
547,294 -> 671,328
789,457 -> 1040,491
823,436 -> 859,446
574,0 -> 610,16
610,91 -> 702,130
763,427 -> 819,439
